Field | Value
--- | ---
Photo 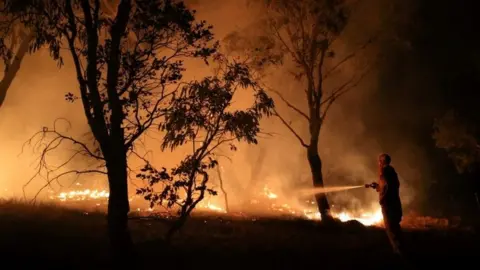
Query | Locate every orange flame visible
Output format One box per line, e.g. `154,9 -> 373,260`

50,185 -> 383,226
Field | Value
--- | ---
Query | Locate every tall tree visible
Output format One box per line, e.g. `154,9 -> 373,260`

14,0 -> 216,262
226,0 -> 371,220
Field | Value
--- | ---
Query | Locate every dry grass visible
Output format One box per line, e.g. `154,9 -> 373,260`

0,199 -> 478,269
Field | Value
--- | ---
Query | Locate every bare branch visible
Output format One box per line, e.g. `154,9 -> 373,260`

322,32 -> 380,80
321,64 -> 373,120
270,89 -> 310,121
22,119 -> 106,202
273,109 -> 309,148
28,169 -> 106,204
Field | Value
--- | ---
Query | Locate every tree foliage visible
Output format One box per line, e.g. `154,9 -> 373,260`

17,0 -> 217,195
137,59 -> 274,239
11,0 -> 274,246
8,0 -> 219,260
0,1 -> 35,108
433,110 -> 480,173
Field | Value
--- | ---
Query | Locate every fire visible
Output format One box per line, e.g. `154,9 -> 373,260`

53,189 -> 110,202
49,185 -> 383,226
263,185 -> 278,199
199,201 -> 226,213
262,186 -> 383,226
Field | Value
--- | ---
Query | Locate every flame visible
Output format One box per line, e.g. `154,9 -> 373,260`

200,201 -> 226,213
52,189 -> 110,202
49,185 -> 383,226
262,186 -> 383,226
263,185 -> 278,199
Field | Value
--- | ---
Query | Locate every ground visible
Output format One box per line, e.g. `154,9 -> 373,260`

0,200 -> 478,269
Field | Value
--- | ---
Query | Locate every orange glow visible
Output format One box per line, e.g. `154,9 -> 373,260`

49,185 -> 383,226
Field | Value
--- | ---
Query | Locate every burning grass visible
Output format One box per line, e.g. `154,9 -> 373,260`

46,185 -> 385,226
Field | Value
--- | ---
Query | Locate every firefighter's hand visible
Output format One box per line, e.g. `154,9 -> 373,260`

366,182 -> 378,189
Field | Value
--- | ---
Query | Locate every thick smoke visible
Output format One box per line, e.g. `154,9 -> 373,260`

0,0 -> 421,215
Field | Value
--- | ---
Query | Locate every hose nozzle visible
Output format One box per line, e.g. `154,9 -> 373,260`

365,182 -> 379,189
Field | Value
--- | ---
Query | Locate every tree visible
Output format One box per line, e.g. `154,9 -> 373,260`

433,110 -> 480,211
433,110 -> 480,173
137,59 -> 274,241
14,0 -> 216,262
0,3 -> 35,109
226,0 -> 372,220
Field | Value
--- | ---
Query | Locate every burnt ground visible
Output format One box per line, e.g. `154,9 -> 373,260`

0,200 -> 478,269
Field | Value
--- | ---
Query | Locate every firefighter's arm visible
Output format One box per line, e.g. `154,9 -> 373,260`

378,176 -> 388,204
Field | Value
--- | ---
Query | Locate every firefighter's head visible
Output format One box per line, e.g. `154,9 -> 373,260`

378,153 -> 391,168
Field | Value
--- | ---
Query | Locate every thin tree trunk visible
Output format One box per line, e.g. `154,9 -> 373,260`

242,147 -> 266,206
307,141 -> 332,221
216,164 -> 229,213
0,33 -> 33,108
105,151 -> 134,266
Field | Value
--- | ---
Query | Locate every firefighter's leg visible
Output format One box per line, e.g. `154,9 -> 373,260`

383,210 -> 403,255
389,221 -> 404,255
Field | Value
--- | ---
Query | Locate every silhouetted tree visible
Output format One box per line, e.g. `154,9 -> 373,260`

137,59 -> 274,241
226,0 -> 372,220
14,0 -> 216,263
0,3 -> 35,109
433,110 -> 480,211
433,110 -> 480,173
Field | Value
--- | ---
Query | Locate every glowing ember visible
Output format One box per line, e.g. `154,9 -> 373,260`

52,189 -> 110,202
302,209 -> 383,226
199,201 -> 226,213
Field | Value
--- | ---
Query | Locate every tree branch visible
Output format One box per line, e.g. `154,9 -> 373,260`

322,33 -> 379,80
22,119 -> 106,202
273,108 -> 308,148
270,89 -> 310,121
320,64 -> 373,120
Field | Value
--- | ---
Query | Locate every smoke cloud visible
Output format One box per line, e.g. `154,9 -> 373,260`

0,0 -> 422,216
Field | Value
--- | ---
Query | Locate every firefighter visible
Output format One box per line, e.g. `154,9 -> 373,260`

371,153 -> 404,256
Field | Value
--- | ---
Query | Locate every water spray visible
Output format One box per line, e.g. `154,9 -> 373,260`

298,185 -> 365,196
298,183 -> 380,196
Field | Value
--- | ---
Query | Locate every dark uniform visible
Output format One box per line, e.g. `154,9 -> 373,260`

377,164 -> 404,255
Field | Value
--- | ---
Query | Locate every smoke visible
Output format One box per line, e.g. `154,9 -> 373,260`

0,0 -> 422,216
185,0 -> 419,214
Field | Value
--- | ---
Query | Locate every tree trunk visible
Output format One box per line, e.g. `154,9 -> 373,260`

242,146 -> 266,206
105,152 -> 134,266
216,165 -> 229,213
0,33 -> 33,108
307,142 -> 332,221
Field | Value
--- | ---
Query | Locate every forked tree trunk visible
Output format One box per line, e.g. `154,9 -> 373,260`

105,148 -> 134,265
0,33 -> 33,108
307,141 -> 332,221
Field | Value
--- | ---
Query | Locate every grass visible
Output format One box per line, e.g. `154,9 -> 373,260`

0,199 -> 478,269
